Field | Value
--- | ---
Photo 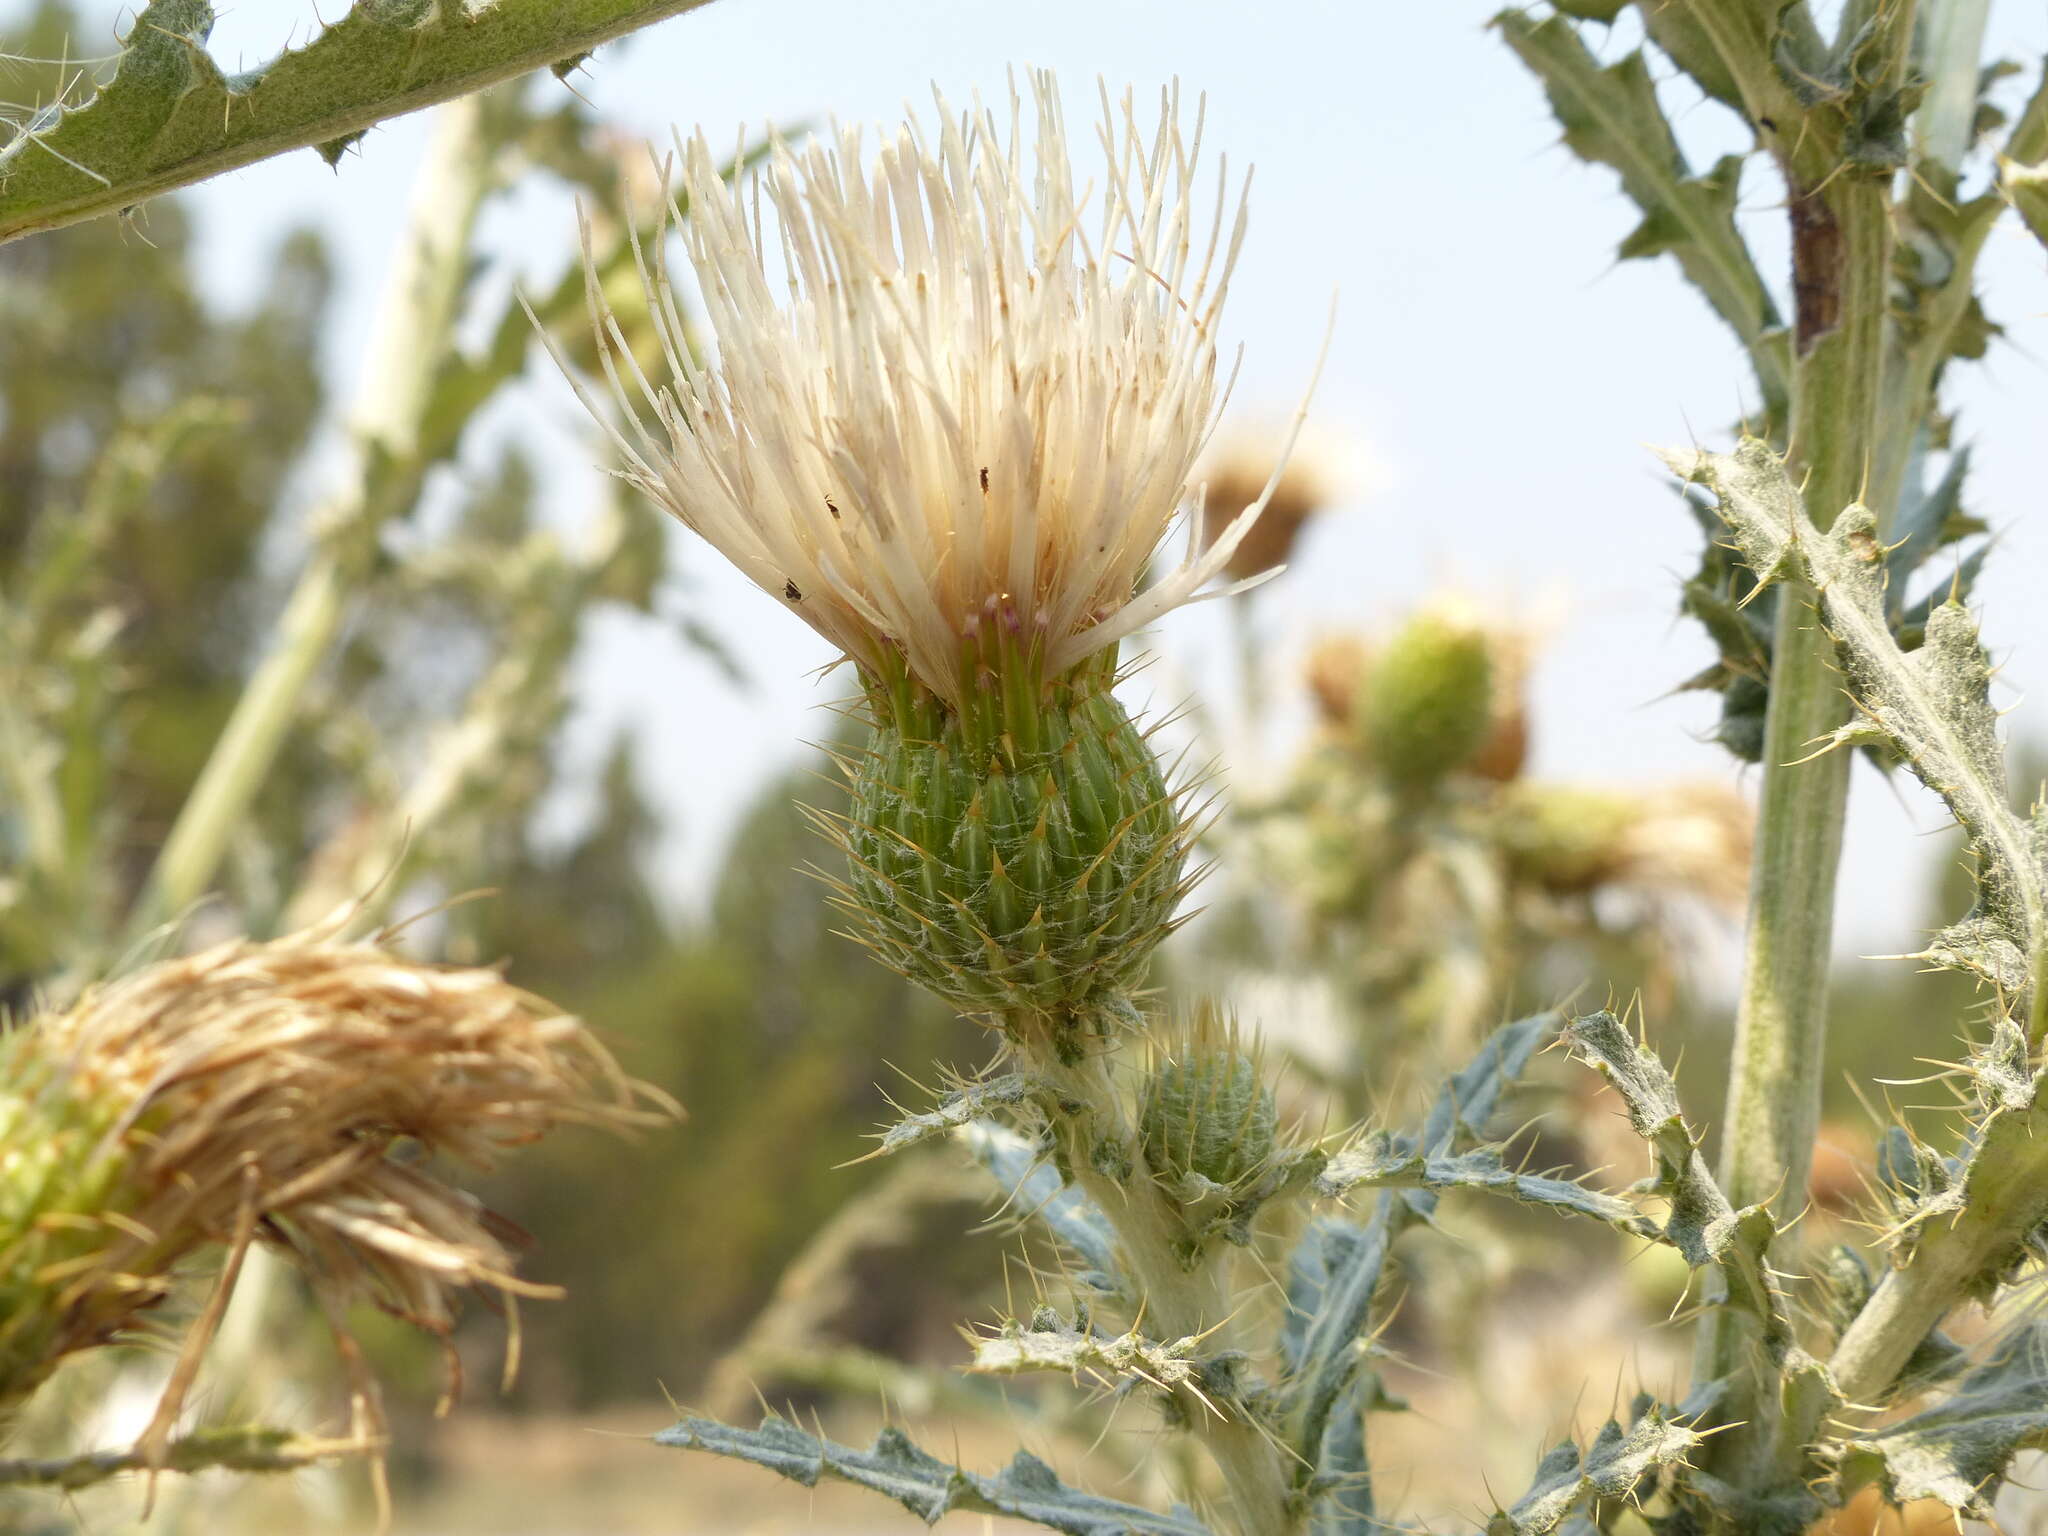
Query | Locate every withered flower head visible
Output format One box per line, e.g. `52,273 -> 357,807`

0,926 -> 654,1437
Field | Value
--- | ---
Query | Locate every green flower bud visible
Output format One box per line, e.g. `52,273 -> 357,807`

1138,1008 -> 1279,1191
839,646 -> 1188,1021
1358,610 -> 1495,791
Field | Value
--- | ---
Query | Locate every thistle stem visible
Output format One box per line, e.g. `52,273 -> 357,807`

1031,1029 -> 1299,1536
120,95 -> 494,949
1696,111 -> 1897,1499
0,2 -> 717,246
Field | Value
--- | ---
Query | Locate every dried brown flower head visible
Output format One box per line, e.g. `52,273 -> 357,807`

1496,781 -> 1752,908
1193,425 -> 1347,582
0,925 -> 658,1448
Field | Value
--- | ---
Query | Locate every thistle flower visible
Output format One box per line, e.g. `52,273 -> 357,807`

559,69 -> 1301,708
0,926 -> 650,1437
555,74 -> 1310,1025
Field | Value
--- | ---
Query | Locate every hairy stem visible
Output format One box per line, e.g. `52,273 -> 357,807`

121,94 -> 493,946
1830,1132 -> 2048,1406
1695,15 -> 1904,1493
0,0 -> 716,245
1030,1028 -> 1299,1536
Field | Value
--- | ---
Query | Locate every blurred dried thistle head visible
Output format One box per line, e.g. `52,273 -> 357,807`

1495,781 -> 1752,908
0,924 -> 662,1448
1191,421 -> 1358,583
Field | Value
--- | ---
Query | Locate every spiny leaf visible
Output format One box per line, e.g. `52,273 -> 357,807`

2006,161 -> 2048,250
1306,1377 -> 1379,1536
872,1073 -> 1046,1159
1564,1012 -> 1793,1360
0,1424 -> 362,1490
1631,3 -> 1747,112
1494,11 -> 1786,409
1486,1403 -> 1705,1535
1316,1133 -> 1656,1239
1278,1013 -> 1560,1486
1884,440 -> 1983,602
1884,1021 -> 2048,1299
1835,1323 -> 2048,1514
0,0 -> 717,244
967,1306 -> 1232,1404
1662,440 -> 2046,1025
1277,1208 -> 1399,1481
958,1121 -> 1122,1293
653,1415 -> 1213,1536
1418,1009 -> 1558,1158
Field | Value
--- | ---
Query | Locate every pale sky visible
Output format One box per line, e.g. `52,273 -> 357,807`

20,1 -> 2048,952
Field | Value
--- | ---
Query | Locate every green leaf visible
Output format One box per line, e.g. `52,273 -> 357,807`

1306,1379 -> 1379,1535
653,1415 -> 1213,1535
1631,3 -> 1747,112
0,0 -> 717,244
1884,440 -> 1982,600
1418,1009 -> 1557,1158
1486,1403 -> 1705,1535
1836,1324 -> 2048,1513
1278,1013 -> 1560,1487
1494,11 -> 1787,411
1277,1208 -> 1399,1481
1661,440 -> 2047,1022
2006,161 -> 2048,250
1316,1135 -> 1656,1238
0,1424 -> 358,1490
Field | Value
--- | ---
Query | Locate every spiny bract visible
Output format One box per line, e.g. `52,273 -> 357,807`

832,666 -> 1188,1022
1139,1010 -> 1279,1190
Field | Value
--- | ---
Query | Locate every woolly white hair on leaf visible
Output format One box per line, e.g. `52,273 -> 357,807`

544,68 -> 1322,705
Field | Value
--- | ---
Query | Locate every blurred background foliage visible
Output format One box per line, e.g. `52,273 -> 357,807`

0,1 -> 2019,1529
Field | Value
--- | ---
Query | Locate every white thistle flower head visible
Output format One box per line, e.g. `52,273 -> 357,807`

558,70 -> 1311,714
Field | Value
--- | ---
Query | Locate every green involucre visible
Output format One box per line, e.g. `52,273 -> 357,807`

839,682 -> 1185,1019
1140,1041 -> 1279,1191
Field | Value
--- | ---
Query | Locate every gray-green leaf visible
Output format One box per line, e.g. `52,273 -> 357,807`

1836,1324 -> 2048,1513
1487,1405 -> 1705,1535
654,1415 -> 1213,1535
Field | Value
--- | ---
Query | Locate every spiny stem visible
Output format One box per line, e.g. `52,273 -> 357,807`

1027,1024 -> 1300,1536
1694,3 -> 1907,1497
0,1 -> 717,245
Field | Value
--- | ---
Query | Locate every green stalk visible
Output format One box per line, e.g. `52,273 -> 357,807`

121,94 -> 494,948
1693,6 -> 1906,1493
1829,1139 -> 2048,1406
1031,1033 -> 1298,1536
1712,180 -> 1890,1229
